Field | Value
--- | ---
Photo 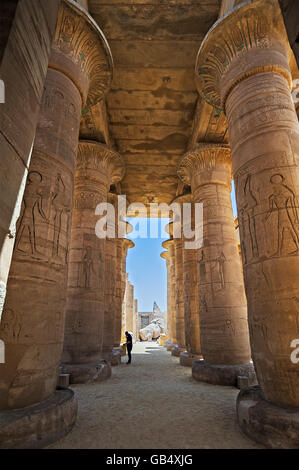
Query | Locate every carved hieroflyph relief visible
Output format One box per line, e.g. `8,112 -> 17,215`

266,174 -> 299,256
236,169 -> 299,262
15,171 -> 70,264
0,308 -> 21,343
15,171 -> 48,257
51,173 -> 70,263
54,2 -> 113,108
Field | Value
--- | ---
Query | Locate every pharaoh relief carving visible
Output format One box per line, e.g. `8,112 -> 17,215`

54,1 -> 113,108
15,171 -> 48,257
265,174 -> 299,256
51,173 -> 70,263
0,308 -> 21,343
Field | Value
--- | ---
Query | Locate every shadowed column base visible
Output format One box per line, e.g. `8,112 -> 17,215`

192,360 -> 257,386
61,361 -> 112,384
237,385 -> 299,449
171,346 -> 187,357
164,341 -> 174,351
180,351 -> 203,367
0,387 -> 77,449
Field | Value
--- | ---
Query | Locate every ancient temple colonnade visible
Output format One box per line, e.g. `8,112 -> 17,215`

194,0 -> 299,448
0,0 -> 299,451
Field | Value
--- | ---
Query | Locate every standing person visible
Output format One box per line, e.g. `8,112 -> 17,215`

125,331 -> 133,364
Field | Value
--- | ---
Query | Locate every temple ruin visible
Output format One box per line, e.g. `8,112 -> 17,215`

0,0 -> 299,449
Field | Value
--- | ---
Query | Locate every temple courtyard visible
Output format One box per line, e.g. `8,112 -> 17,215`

48,342 -> 262,449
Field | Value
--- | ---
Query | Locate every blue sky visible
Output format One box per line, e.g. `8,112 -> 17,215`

126,183 -> 238,312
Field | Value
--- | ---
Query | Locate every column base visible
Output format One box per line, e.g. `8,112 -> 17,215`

102,350 -> 121,366
237,385 -> 299,449
171,346 -> 186,357
61,360 -> 112,384
180,351 -> 203,367
165,341 -> 174,351
0,387 -> 77,449
192,360 -> 257,386
113,346 -> 126,357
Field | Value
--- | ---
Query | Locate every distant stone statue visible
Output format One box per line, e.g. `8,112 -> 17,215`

139,318 -> 165,342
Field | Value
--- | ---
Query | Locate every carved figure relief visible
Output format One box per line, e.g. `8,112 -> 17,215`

265,174 -> 299,256
51,173 -> 70,263
15,171 -> 48,256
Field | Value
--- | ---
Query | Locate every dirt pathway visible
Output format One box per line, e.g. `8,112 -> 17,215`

49,342 -> 263,449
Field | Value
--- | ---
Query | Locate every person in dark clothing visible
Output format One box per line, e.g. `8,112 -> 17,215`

125,331 -> 133,364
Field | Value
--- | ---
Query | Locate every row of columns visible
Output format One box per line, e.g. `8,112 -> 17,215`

122,273 -> 139,343
162,0 -> 299,448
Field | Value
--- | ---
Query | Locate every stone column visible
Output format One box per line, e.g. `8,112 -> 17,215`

0,0 -> 113,415
121,239 -> 134,342
179,144 -> 254,384
162,238 -> 176,350
195,0 -> 299,447
62,144 -> 124,380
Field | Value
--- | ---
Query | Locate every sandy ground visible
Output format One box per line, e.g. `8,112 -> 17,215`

49,342 -> 263,449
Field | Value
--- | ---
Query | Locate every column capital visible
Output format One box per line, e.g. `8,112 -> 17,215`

50,0 -> 113,107
195,0 -> 292,114
78,141 -> 125,185
178,143 -> 231,186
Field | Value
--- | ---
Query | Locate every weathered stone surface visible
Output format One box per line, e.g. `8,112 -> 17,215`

237,376 -> 250,390
178,144 -> 251,367
196,0 -> 299,408
192,360 -> 257,387
162,239 -> 176,345
64,142 -> 124,367
171,346 -> 186,357
0,387 -> 77,449
61,361 -> 111,384
237,385 -> 299,449
0,0 -> 114,410
180,351 -> 202,367
0,0 -> 61,313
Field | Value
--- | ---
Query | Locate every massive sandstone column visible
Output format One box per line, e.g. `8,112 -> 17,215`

162,238 -> 176,350
126,281 -> 134,334
178,144 -> 254,384
62,144 -> 124,379
0,0 -> 61,316
101,193 -> 130,365
0,0 -> 113,411
195,0 -> 299,447
174,195 -> 202,367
